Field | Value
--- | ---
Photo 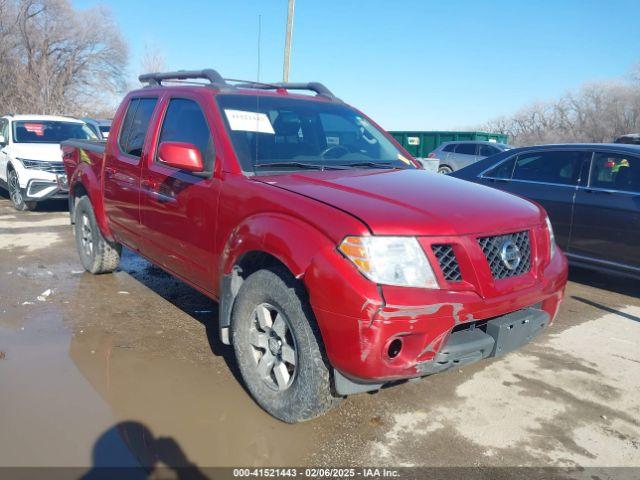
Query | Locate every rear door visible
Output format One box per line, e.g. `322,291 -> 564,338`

103,96 -> 159,250
478,143 -> 501,160
570,150 -> 640,270
452,143 -> 478,169
480,149 -> 590,250
139,95 -> 221,290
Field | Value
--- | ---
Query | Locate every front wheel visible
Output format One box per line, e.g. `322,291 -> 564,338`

74,196 -> 121,274
8,170 -> 36,211
231,268 -> 339,422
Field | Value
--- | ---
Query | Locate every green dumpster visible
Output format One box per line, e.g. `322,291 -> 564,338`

389,131 -> 509,159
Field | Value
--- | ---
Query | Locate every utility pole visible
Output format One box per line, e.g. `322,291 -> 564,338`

283,0 -> 295,82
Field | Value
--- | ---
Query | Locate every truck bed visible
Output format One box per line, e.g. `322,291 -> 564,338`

61,139 -> 108,211
61,139 -> 107,153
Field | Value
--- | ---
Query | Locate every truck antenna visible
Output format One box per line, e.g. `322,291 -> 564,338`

257,14 -> 262,83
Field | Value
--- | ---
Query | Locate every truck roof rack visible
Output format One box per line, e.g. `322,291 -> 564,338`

138,69 -> 337,100
230,81 -> 337,99
138,69 -> 230,89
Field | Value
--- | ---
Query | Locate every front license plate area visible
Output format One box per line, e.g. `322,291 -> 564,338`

486,308 -> 549,357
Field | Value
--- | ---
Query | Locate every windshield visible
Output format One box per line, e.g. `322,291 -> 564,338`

13,121 -> 97,144
216,94 -> 414,172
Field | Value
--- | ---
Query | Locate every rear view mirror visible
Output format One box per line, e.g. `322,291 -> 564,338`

158,141 -> 204,173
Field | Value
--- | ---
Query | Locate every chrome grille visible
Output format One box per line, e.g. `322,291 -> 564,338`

477,231 -> 531,280
432,244 -> 462,282
20,159 -> 65,174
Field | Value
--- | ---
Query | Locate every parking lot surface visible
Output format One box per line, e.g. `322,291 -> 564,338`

0,196 -> 639,469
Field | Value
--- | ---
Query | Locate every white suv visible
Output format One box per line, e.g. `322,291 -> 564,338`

0,115 -> 97,211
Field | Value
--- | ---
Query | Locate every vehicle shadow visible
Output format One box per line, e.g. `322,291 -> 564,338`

568,265 -> 640,298
571,296 -> 640,323
80,421 -> 209,480
0,188 -> 68,212
117,249 -> 247,391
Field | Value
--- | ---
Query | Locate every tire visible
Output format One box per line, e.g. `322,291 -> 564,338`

74,195 -> 121,274
8,169 -> 36,211
438,165 -> 453,174
231,267 -> 339,422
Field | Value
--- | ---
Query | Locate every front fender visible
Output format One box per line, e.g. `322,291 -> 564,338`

220,212 -> 335,278
217,212 -> 382,350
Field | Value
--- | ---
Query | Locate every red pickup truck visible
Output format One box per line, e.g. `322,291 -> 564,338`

62,69 -> 567,422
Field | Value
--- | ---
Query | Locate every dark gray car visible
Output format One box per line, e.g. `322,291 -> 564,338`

431,141 -> 512,174
452,143 -> 640,279
80,117 -> 112,140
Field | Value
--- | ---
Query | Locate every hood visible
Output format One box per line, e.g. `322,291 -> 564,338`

258,169 -> 544,236
9,143 -> 63,163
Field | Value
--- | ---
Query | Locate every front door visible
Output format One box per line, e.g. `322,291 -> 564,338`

140,96 -> 220,291
570,151 -> 640,271
483,149 -> 590,250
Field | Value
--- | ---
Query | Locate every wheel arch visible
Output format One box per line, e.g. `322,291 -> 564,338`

69,166 -> 113,239
217,213 -> 336,344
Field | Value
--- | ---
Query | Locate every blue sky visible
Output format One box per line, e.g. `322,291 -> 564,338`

73,0 -> 640,130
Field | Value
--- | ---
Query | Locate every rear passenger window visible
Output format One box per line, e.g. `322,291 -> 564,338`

119,97 -> 158,157
479,144 -> 499,157
484,156 -> 516,179
158,99 -> 214,170
590,152 -> 640,193
455,143 -> 476,155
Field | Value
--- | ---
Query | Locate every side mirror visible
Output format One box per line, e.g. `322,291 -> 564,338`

0,135 -> 6,146
158,142 -> 204,173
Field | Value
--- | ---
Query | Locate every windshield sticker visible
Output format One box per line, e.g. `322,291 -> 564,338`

397,153 -> 412,165
24,123 -> 45,136
224,109 -> 275,134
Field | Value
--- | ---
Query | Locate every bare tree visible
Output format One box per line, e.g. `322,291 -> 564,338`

0,0 -> 128,117
140,42 -> 167,74
478,72 -> 640,146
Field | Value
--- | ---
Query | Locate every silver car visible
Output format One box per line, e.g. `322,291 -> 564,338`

430,141 -> 512,174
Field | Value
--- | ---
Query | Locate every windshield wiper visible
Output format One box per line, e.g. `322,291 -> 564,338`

335,161 -> 400,169
254,162 -> 348,170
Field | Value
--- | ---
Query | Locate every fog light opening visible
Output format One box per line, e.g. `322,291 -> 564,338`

387,338 -> 403,359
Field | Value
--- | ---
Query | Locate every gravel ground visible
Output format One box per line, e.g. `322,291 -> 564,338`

0,195 -> 638,471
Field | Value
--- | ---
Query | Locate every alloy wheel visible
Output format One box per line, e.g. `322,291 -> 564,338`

8,171 -> 23,207
248,303 -> 298,391
80,214 -> 94,258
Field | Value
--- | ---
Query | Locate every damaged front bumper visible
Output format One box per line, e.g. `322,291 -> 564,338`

333,305 -> 550,395
307,239 -> 568,395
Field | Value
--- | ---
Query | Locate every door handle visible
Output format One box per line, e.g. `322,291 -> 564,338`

104,166 -> 116,178
584,188 -> 612,194
141,179 -> 159,190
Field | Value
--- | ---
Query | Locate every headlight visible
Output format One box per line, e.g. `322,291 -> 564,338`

16,158 -> 48,169
338,236 -> 439,288
545,217 -> 556,257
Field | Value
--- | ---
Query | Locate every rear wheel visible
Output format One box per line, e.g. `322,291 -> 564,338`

8,169 -> 36,211
231,267 -> 338,422
74,195 -> 121,274
438,165 -> 453,174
